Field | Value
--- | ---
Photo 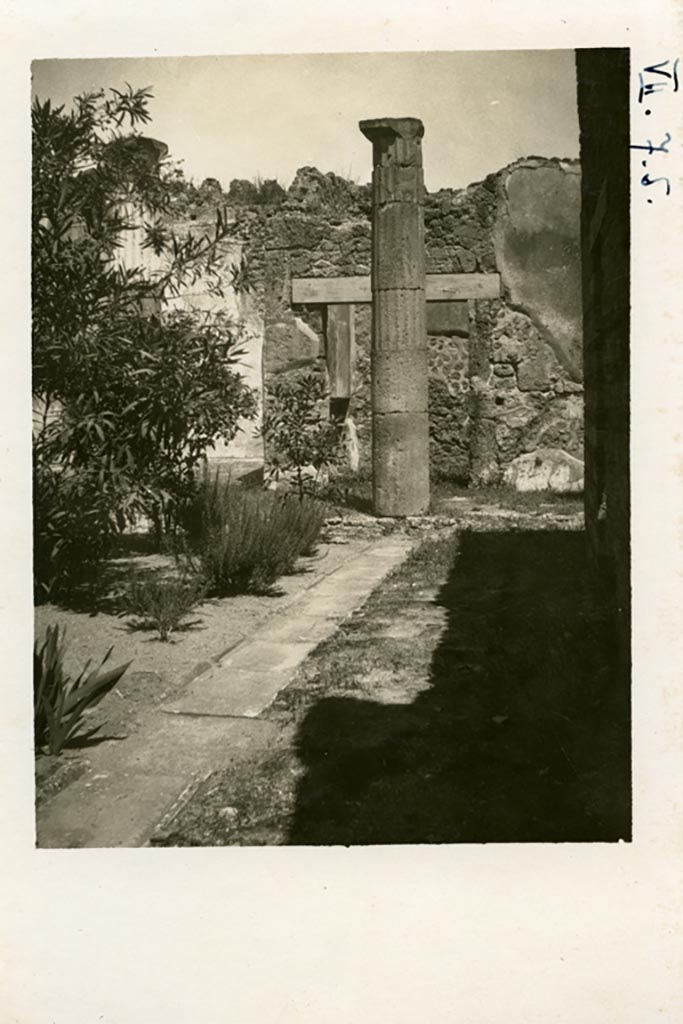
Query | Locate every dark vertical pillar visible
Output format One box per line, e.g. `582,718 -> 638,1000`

576,48 -> 631,665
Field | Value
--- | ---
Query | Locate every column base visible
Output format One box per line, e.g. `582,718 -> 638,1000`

372,411 -> 430,517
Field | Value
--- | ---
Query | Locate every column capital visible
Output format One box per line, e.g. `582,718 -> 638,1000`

359,117 -> 424,144
360,118 -> 424,172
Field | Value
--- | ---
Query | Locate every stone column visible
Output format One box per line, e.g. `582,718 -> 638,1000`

359,117 -> 430,516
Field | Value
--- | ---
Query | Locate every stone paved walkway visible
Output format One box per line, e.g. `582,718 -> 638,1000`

36,534 -> 414,848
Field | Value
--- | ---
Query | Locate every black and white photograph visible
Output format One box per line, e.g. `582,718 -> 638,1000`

2,3 -> 682,1022
31,47 -> 632,847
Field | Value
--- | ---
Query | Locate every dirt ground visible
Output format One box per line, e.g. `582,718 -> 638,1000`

34,528 -> 378,800
152,504 -> 630,847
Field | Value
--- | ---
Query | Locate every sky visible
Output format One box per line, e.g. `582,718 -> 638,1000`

32,50 -> 580,192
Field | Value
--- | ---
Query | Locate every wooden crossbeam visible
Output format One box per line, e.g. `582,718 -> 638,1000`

293,276 -> 370,304
292,272 -> 500,305
426,273 -> 500,301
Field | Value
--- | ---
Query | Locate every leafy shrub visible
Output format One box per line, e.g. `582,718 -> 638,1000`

33,464 -> 118,603
32,87 -> 258,590
34,625 -> 132,755
261,369 -> 343,499
126,575 -> 206,641
185,472 -> 325,595
34,308 -> 258,547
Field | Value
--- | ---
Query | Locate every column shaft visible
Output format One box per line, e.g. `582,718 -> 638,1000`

359,117 -> 430,516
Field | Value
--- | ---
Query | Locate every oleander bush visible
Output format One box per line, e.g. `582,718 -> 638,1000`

32,86 -> 257,600
33,464 -> 119,603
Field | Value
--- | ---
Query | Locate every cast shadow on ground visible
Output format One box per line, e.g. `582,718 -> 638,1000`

48,557 -> 172,616
287,529 -> 631,845
122,617 -> 206,638
60,730 -> 129,750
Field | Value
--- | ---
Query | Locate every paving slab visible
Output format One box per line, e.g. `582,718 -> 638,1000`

36,715 -> 284,847
255,612 -> 341,644
166,534 -> 413,719
166,662 -> 313,719
37,769 -> 191,848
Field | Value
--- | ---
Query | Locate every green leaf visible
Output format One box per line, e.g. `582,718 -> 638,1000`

62,658 -> 132,717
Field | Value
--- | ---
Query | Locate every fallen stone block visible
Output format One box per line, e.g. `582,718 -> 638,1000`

503,448 -> 584,493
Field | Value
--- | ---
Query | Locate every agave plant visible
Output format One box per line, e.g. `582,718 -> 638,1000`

34,625 -> 133,755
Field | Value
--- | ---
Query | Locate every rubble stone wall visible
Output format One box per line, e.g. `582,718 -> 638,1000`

169,157 -> 583,483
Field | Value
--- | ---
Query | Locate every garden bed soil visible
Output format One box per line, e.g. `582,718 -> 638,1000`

34,531 -> 375,802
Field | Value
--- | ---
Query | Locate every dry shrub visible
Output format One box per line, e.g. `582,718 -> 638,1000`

187,472 -> 325,595
126,575 -> 206,641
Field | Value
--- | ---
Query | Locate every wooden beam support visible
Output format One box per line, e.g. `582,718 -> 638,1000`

426,273 -> 501,301
293,276 -> 370,304
325,304 -> 355,399
292,272 -> 500,305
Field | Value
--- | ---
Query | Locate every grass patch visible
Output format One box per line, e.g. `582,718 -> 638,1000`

432,481 -> 583,514
323,472 -> 583,517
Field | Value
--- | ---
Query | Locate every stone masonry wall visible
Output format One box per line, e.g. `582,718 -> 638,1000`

169,158 -> 583,484
455,159 -> 583,483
